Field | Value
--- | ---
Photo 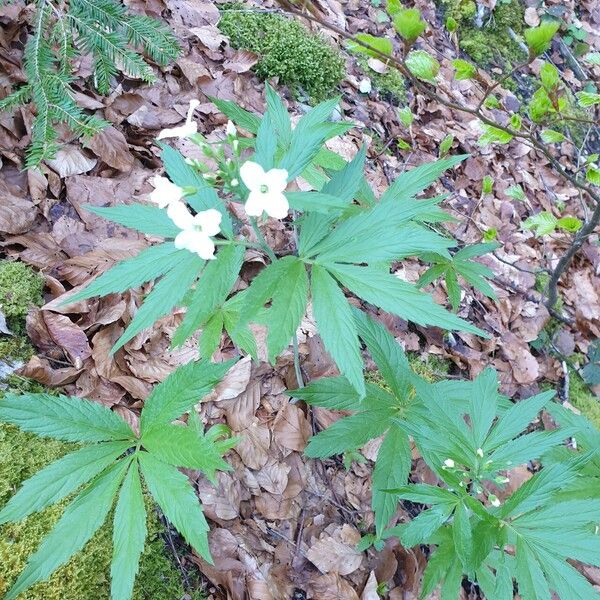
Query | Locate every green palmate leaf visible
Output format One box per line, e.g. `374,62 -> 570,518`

253,112 -> 277,169
0,440 -> 131,525
381,154 -> 467,203
311,264 -> 364,397
305,407 -> 396,458
265,257 -> 308,363
372,423 -> 410,535
285,191 -> 351,213
452,58 -> 477,80
279,98 -> 349,181
138,452 -> 212,562
112,250 -> 205,353
322,144 -> 367,205
398,506 -> 454,547
327,263 -> 486,336
420,539 -> 456,600
515,538 -> 552,600
265,83 -> 292,147
111,461 -> 147,600
346,33 -> 393,57
141,424 -> 230,483
452,501 -> 474,571
469,368 -> 498,448
160,144 -> 232,236
5,458 -> 130,600
140,359 -> 236,432
287,376 -> 363,410
84,203 -> 180,238
524,22 -> 560,56
352,308 -> 410,400
405,50 -> 440,83
172,243 -> 244,348
199,311 -> 224,358
67,242 -> 183,303
0,392 -> 134,443
237,256 -> 296,326
393,8 -> 426,42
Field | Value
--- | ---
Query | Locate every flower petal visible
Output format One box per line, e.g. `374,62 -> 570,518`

186,99 -> 200,124
167,201 -> 194,230
187,233 -> 216,260
264,168 -> 289,193
174,229 -> 198,251
149,176 -> 183,208
195,208 -> 222,237
244,190 -> 266,217
157,122 -> 197,140
240,161 -> 266,193
264,191 -> 290,219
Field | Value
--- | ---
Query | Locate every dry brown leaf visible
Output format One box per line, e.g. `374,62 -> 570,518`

273,403 -> 311,452
42,311 -> 92,365
306,524 -> 363,575
46,145 -> 97,177
84,126 -> 134,171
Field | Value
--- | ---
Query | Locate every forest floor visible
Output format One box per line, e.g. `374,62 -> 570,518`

0,0 -> 599,598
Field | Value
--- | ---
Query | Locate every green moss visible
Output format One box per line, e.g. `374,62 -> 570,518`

0,422 -> 205,600
218,4 -> 345,103
0,261 -> 43,335
357,57 -> 406,105
568,368 -> 600,429
438,0 -> 527,67
407,352 -> 450,382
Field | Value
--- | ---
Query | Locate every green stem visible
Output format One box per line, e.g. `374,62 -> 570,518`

292,333 -> 304,388
250,217 -> 277,262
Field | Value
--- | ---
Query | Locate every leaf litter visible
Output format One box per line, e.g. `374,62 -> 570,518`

0,0 -> 599,597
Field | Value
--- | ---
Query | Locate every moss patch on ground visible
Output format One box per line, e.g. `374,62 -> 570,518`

0,260 -> 204,600
438,0 -> 527,67
568,367 -> 600,429
218,4 -> 344,103
357,57 -> 406,105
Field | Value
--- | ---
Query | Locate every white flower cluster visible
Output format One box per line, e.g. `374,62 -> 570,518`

149,101 -> 290,259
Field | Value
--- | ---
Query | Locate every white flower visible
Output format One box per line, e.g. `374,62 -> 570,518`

149,176 -> 184,208
226,120 -> 237,136
239,161 -> 289,219
476,448 -> 484,458
157,99 -> 200,140
443,458 -> 455,468
167,201 -> 221,260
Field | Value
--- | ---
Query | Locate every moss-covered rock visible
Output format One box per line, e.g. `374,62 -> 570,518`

218,4 -> 344,103
438,0 -> 527,67
0,261 -> 43,336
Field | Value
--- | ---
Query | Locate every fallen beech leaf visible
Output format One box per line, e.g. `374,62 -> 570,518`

42,311 -> 92,365
18,355 -> 82,386
209,355 -> 252,401
361,571 -> 380,600
0,183 -> 36,234
46,145 -> 97,177
306,524 -> 363,575
273,403 -> 311,452
84,126 -> 134,172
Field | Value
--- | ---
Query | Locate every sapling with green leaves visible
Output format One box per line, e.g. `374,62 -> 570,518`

0,359 -> 237,600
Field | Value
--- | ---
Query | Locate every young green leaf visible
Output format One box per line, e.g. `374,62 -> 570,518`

138,452 -> 212,563
524,22 -> 560,56
0,392 -> 135,443
346,33 -> 393,58
453,58 -> 477,80
405,50 -> 440,83
393,8 -> 426,43
111,461 -> 147,600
